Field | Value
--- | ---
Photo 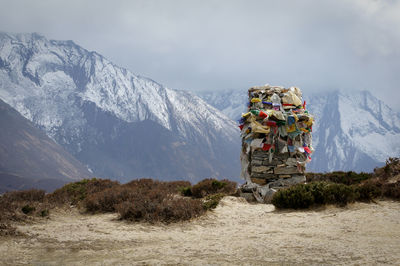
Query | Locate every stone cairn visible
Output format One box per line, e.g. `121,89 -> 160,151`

239,85 -> 314,203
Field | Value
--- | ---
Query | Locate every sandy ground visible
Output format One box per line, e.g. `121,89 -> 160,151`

1,197 -> 400,265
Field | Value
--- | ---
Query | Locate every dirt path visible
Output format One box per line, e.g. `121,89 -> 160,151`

1,197 -> 400,265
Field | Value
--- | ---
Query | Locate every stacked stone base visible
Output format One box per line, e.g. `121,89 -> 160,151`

240,149 -> 306,203
249,150 -> 306,189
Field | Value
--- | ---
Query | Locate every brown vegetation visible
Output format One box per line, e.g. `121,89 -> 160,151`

47,178 -> 119,205
0,178 -> 235,232
273,157 -> 400,209
190,179 -> 237,198
0,189 -> 49,236
84,179 -> 204,223
306,171 -> 372,185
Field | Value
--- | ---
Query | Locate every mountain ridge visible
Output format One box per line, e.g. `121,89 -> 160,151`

0,32 -> 240,182
0,98 -> 91,192
196,88 -> 400,172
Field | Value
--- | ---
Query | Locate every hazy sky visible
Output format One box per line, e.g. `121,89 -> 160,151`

1,0 -> 399,109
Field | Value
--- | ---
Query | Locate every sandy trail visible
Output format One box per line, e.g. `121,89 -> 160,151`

1,197 -> 400,265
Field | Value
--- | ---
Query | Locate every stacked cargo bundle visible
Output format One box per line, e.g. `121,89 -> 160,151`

239,85 -> 314,201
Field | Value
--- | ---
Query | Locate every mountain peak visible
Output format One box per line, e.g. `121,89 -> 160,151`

0,32 -> 240,182
196,88 -> 400,172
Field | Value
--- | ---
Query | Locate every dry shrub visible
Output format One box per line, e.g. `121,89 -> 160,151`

0,178 -> 226,227
355,157 -> 400,201
84,178 -> 204,223
0,189 -> 46,222
47,178 -> 119,205
306,171 -> 372,185
0,200 -> 22,223
272,182 -> 357,209
355,180 -> 382,201
0,189 -> 50,236
272,184 -> 315,209
122,179 -> 191,194
179,186 -> 193,197
375,157 -> 400,178
202,193 -> 225,210
382,181 -> 400,199
356,179 -> 400,201
191,179 -> 237,198
0,223 -> 23,237
161,180 -> 192,194
85,186 -> 131,212
1,189 -> 45,202
273,173 -> 400,210
115,195 -> 204,223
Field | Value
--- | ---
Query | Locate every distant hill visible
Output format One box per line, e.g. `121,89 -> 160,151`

0,99 -> 91,192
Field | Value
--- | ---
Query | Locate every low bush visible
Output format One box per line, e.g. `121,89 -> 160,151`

382,181 -> 400,199
84,179 -> 192,212
0,189 -> 50,229
179,186 -> 193,197
191,179 -> 237,198
375,157 -> 400,178
161,181 -> 192,194
272,182 -> 357,209
84,186 -> 129,213
322,183 -> 357,206
40,209 -> 49,217
1,189 -> 45,203
306,171 -> 373,185
0,177 -> 237,225
0,223 -> 21,236
116,195 -> 204,223
355,178 -> 400,201
355,180 -> 382,201
202,193 -> 225,210
83,178 -> 205,223
47,178 -> 119,205
21,205 -> 35,214
271,183 -> 314,209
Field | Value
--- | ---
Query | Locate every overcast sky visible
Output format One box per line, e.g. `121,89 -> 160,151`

1,0 -> 399,109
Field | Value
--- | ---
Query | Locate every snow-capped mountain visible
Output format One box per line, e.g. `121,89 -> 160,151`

0,32 -> 240,182
196,89 -> 400,172
198,89 -> 248,120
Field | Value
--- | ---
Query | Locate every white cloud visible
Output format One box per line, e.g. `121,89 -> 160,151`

0,0 -> 399,109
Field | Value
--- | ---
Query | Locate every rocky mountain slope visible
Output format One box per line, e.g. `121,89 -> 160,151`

197,89 -> 400,172
0,32 -> 240,183
0,99 -> 90,192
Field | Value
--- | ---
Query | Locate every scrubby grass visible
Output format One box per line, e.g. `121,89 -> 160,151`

84,179 -> 205,223
271,182 -> 357,209
273,157 -> 400,209
47,178 -> 119,205
46,178 -> 234,224
202,193 -> 226,210
0,178 -> 232,228
376,157 -> 400,178
179,186 -> 193,197
84,179 -> 192,213
0,189 -> 47,222
83,178 -> 236,223
306,171 -> 373,185
190,178 -> 237,198
177,179 -> 237,212
0,189 -> 49,236
116,195 -> 204,223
